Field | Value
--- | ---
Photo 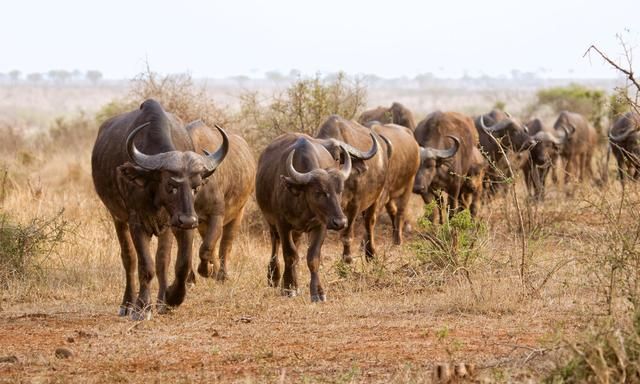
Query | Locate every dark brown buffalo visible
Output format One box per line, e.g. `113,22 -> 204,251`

256,133 -> 352,302
368,123 -> 420,245
475,109 -> 535,195
187,120 -> 255,281
316,115 -> 383,262
91,99 -> 229,319
520,118 -> 565,200
553,111 -> 597,187
608,111 -> 640,187
412,111 -> 481,221
359,102 -> 416,131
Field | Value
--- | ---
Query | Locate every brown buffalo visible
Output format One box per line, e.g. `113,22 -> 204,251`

359,102 -> 416,131
475,109 -> 535,195
608,111 -> 640,187
368,123 -> 420,245
413,111 -> 482,222
316,115 -> 383,262
520,118 -> 565,200
187,120 -> 255,282
553,111 -> 597,188
91,99 -> 229,319
256,133 -> 352,302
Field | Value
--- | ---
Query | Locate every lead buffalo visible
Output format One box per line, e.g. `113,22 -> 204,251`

608,111 -> 640,187
256,133 -> 352,302
413,111 -> 484,221
91,99 -> 229,319
316,116 -> 382,262
359,102 -> 416,131
368,122 -> 420,245
187,120 -> 255,281
553,111 -> 597,189
475,109 -> 535,196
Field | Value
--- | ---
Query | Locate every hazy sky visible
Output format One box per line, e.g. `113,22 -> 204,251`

2,0 -> 638,79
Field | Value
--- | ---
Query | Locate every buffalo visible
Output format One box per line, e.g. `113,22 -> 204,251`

413,111 -> 483,222
359,102 -> 416,131
91,99 -> 229,319
368,122 -> 420,245
475,109 -> 535,196
520,118 -> 565,200
316,116 -> 383,262
553,111 -> 597,189
608,111 -> 640,187
256,133 -> 352,302
187,120 -> 255,281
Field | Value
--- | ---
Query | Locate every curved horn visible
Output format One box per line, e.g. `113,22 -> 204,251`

480,115 -> 508,133
126,122 -> 163,170
419,135 -> 460,161
286,149 -> 313,184
340,132 -> 379,160
533,131 -> 564,146
338,145 -> 352,180
201,124 -> 230,177
609,128 -> 635,143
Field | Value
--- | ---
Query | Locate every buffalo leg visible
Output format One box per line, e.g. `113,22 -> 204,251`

267,224 -> 281,287
197,214 -> 224,278
447,183 -> 462,218
155,229 -> 173,313
393,188 -> 413,245
129,224 -> 154,320
362,202 -> 378,260
217,208 -> 244,281
165,228 -> 195,308
307,226 -> 327,302
113,219 -> 137,317
340,203 -> 359,264
278,223 -> 299,296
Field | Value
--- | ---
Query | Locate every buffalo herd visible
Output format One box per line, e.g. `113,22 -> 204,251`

91,98 -> 635,319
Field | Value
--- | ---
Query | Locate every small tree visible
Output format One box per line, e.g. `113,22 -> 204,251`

8,70 -> 21,83
26,73 -> 43,84
86,70 -> 103,85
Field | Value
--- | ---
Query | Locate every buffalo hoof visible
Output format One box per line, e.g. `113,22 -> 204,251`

215,270 -> 227,282
311,294 -> 327,303
118,306 -> 131,317
130,309 -> 152,321
197,262 -> 214,278
156,302 -> 170,315
282,289 -> 298,298
342,254 -> 353,264
404,223 -> 413,233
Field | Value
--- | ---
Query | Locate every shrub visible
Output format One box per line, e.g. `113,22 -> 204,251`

535,83 -> 607,133
129,66 -> 230,127
0,210 -> 71,284
48,111 -> 98,149
237,72 -> 367,152
608,87 -> 632,122
411,207 -> 486,280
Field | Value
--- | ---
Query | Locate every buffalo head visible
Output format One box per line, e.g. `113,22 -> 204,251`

118,121 -> 229,230
412,135 -> 460,200
280,144 -> 352,230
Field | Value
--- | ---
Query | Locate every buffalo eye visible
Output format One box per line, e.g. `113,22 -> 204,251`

171,187 -> 178,194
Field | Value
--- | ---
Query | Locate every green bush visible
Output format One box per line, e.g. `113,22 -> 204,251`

0,210 -> 71,284
237,72 -> 367,152
609,87 -> 632,122
411,207 -> 486,278
536,84 -> 607,133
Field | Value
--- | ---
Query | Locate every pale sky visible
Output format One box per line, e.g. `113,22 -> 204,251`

1,0 -> 638,79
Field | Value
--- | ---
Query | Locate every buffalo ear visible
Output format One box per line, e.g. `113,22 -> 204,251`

280,175 -> 304,196
117,163 -> 151,188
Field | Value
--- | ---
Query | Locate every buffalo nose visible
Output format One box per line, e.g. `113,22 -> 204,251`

413,185 -> 424,194
177,214 -> 198,228
329,217 -> 347,230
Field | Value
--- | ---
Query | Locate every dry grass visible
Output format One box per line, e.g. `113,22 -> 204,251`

0,83 -> 634,383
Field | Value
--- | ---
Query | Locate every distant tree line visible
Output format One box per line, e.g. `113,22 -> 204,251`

0,69 -> 103,85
